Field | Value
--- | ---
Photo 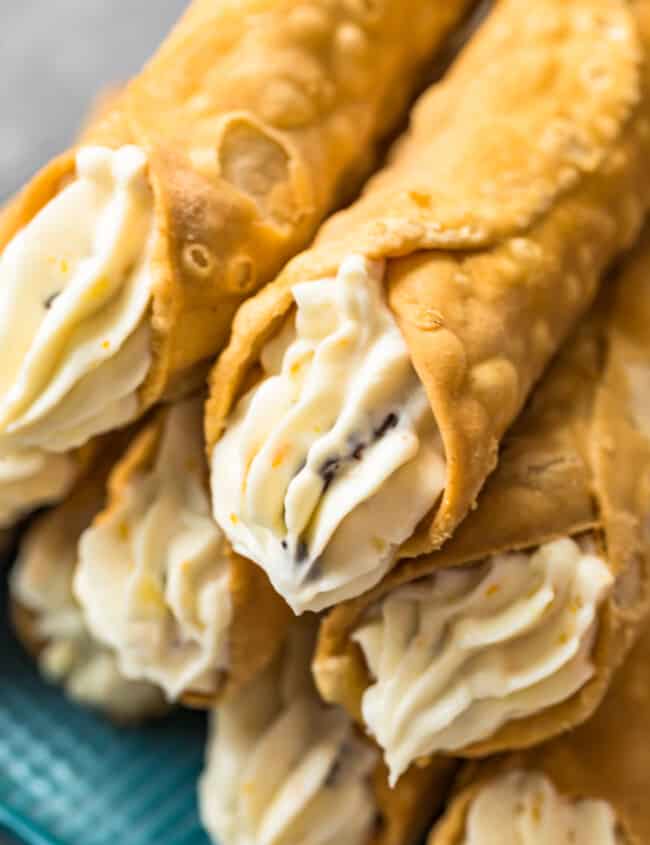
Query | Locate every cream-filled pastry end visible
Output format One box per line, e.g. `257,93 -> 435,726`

352,537 -> 612,784
211,255 -> 446,613
0,145 -> 154,454
75,398 -> 231,702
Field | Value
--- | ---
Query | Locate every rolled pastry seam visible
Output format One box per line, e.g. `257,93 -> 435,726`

74,396 -> 292,707
10,440 -> 166,722
199,618 -> 456,845
0,0 -> 474,456
206,0 -> 650,614
313,229 -> 650,777
428,624 -> 650,845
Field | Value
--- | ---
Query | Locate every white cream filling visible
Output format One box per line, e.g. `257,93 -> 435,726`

461,770 -> 625,845
199,621 -> 378,845
211,254 -> 446,614
0,145 -> 155,454
353,537 -> 613,785
75,398 -> 232,702
0,446 -> 78,528
10,498 -> 163,721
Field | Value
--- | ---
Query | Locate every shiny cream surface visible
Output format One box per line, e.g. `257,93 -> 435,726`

75,398 -> 231,701
353,537 -> 613,784
199,621 -> 378,845
212,254 -> 445,613
0,145 -> 154,453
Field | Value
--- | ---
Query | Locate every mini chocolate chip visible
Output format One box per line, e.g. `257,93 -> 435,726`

281,539 -> 288,550
44,291 -> 61,309
320,457 -> 340,491
295,539 -> 309,564
374,412 -> 399,439
352,443 -> 365,461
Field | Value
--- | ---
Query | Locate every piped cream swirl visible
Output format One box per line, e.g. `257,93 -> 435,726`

0,145 -> 154,453
75,398 -> 232,701
353,537 -> 613,785
10,494 -> 164,721
199,620 -> 378,845
0,447 -> 78,528
211,254 -> 445,614
461,770 -> 625,845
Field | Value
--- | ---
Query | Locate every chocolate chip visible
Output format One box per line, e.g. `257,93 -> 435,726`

295,539 -> 309,564
320,457 -> 340,491
374,412 -> 399,439
44,291 -> 61,309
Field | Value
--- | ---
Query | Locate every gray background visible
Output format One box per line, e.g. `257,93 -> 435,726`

0,0 -> 188,202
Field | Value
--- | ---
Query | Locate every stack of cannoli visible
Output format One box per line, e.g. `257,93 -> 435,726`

5,0 -> 650,843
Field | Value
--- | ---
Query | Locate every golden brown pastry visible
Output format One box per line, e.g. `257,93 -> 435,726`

199,617 -> 456,845
429,623 -> 650,845
74,397 -> 292,707
313,224 -> 650,780
206,0 -> 650,615
0,0 -> 473,461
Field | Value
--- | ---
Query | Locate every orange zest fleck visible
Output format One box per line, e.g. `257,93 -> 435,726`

485,583 -> 500,597
102,340 -> 111,350
271,443 -> 290,468
409,190 -> 431,209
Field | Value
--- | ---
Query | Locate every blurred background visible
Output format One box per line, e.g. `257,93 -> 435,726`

0,0 -> 188,201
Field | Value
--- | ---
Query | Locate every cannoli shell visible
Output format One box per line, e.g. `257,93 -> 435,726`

429,623 -> 650,845
206,0 -> 650,556
313,226 -> 650,757
0,0 -> 473,409
94,404 -> 293,709
372,756 -> 458,845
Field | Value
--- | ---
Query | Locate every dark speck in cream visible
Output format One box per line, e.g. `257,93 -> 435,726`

44,290 -> 61,309
374,412 -> 398,439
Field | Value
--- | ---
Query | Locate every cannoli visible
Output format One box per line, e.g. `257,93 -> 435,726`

313,228 -> 650,782
428,624 -> 650,845
0,90 -> 121,530
199,618 -> 455,845
74,397 -> 292,706
207,0 -> 650,614
0,0 -> 473,457
10,441 -> 166,721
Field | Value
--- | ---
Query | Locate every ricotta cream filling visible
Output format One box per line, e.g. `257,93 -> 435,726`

0,145 -> 154,453
0,447 -> 78,528
353,537 -> 613,784
461,770 -> 626,845
75,398 -> 232,701
212,254 -> 445,614
199,621 -> 378,845
10,500 -> 163,720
